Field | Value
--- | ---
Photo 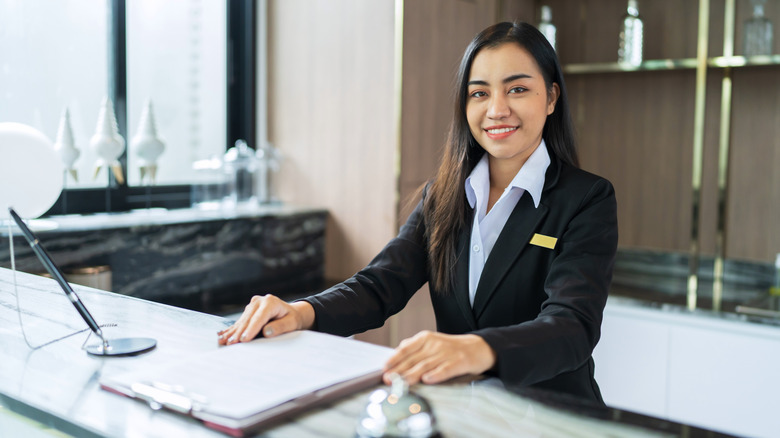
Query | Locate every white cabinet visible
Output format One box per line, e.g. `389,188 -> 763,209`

593,306 -> 671,418
593,298 -> 780,438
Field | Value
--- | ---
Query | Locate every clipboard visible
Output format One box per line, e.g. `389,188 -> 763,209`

99,330 -> 394,437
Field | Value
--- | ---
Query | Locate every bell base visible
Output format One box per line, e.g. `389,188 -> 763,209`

85,337 -> 157,356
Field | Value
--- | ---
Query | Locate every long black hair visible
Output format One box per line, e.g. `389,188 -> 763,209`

423,21 -> 578,293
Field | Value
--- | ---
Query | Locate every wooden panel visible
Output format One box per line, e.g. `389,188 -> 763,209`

398,0 -> 505,220
501,0 -> 538,22
267,0 -> 397,282
571,70 -> 725,255
570,71 -> 700,252
726,67 -> 780,262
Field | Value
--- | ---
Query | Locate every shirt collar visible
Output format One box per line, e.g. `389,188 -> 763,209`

465,154 -> 489,210
465,139 -> 550,209
509,139 -> 550,208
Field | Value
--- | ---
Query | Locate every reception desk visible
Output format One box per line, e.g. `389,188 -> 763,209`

0,268 -> 731,437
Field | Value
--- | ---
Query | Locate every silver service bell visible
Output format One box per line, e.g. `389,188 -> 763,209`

355,374 -> 439,438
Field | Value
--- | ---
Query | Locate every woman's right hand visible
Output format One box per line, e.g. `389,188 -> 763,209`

217,295 -> 315,346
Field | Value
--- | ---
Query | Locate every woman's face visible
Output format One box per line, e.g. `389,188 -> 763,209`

466,42 -> 559,171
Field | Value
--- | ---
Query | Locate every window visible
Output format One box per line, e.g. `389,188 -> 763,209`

0,0 -> 109,189
126,0 -> 227,187
0,0 -> 257,215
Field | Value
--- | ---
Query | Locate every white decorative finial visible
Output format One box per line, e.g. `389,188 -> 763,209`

90,97 -> 125,184
131,99 -> 165,184
53,107 -> 80,182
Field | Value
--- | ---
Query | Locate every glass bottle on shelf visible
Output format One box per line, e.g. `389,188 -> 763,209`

538,5 -> 557,51
618,0 -> 644,66
744,0 -> 774,57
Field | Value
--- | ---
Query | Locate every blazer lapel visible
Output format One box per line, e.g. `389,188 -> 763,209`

471,189 -> 550,321
453,216 -> 478,330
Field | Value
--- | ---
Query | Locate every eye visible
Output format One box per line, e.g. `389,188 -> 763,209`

508,86 -> 527,94
469,90 -> 487,99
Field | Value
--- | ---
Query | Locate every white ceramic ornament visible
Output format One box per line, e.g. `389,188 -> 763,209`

90,97 -> 125,184
53,107 -> 81,182
0,122 -> 64,220
131,100 -> 165,184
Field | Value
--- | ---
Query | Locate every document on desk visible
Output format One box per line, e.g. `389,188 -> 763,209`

100,330 -> 394,437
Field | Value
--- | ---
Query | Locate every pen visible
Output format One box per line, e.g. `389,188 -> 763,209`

8,207 -> 104,339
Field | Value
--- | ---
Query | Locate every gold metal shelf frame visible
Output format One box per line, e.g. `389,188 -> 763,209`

563,55 -> 780,75
561,0 -> 779,312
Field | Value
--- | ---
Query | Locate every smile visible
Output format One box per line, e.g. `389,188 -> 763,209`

486,127 -> 517,134
484,126 -> 518,139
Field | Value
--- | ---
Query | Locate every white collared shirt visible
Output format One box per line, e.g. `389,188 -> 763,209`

464,140 -> 550,307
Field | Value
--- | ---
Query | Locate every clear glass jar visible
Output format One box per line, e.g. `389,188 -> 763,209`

191,155 -> 226,210
223,139 -> 257,208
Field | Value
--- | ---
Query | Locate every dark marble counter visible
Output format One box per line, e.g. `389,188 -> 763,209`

0,205 -> 327,313
610,248 -> 780,326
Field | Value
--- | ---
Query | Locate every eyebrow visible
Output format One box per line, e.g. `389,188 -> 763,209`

467,73 -> 533,87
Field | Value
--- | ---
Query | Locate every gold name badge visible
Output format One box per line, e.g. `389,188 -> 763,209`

530,233 -> 557,250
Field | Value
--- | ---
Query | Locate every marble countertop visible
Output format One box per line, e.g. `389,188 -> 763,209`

0,267 -> 733,438
1,204 -> 327,235
609,248 -> 780,327
0,205 -> 328,313
609,282 -> 780,328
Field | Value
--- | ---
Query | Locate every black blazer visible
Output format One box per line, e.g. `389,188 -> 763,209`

305,158 -> 618,402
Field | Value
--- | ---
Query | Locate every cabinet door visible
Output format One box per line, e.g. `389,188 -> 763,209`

668,320 -> 780,438
593,305 -> 671,418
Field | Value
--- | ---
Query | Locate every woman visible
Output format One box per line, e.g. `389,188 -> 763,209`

218,21 -> 617,403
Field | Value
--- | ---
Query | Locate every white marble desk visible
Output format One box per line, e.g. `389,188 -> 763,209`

0,267 -> 702,438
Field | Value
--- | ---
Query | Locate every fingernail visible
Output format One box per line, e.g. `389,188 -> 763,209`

217,334 -> 224,340
264,327 -> 274,337
228,336 -> 237,344
240,333 -> 247,341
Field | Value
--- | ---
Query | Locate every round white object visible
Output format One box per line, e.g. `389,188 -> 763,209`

0,122 -> 64,220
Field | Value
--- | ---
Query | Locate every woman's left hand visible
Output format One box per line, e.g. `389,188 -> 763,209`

383,331 -> 496,385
